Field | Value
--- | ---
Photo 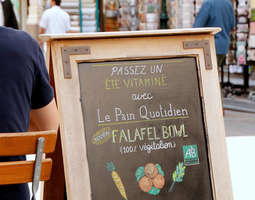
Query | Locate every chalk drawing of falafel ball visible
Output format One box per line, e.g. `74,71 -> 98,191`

135,163 -> 165,195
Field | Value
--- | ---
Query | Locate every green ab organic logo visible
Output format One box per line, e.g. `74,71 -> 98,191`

183,144 -> 199,166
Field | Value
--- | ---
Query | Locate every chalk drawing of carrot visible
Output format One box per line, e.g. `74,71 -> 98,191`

168,162 -> 186,192
106,162 -> 128,200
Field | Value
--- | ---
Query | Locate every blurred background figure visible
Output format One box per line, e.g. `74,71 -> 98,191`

0,0 -> 18,29
193,0 -> 235,115
193,0 -> 235,67
39,0 -> 71,34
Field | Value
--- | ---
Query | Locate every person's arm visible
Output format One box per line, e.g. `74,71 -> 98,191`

65,14 -> 80,33
29,98 -> 59,131
230,7 -> 236,30
193,1 -> 211,28
29,42 -> 59,131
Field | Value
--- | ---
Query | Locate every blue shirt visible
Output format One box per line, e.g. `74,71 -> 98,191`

193,0 -> 235,54
0,27 -> 54,199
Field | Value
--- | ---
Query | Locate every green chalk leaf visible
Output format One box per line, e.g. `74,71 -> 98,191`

148,186 -> 161,195
106,162 -> 115,172
172,162 -> 186,183
156,163 -> 165,176
135,166 -> 145,182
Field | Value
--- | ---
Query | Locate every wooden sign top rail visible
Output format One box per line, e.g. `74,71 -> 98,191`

40,28 -> 221,42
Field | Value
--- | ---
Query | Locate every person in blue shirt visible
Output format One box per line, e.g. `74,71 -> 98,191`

193,0 -> 235,67
0,26 -> 59,199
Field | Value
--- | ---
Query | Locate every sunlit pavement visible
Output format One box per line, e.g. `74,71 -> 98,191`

225,109 -> 255,200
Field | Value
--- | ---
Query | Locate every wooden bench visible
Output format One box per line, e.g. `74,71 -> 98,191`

0,130 -> 57,199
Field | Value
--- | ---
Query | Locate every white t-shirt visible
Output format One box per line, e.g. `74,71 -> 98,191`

40,6 -> 71,34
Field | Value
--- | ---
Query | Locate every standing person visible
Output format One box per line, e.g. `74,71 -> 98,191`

193,0 -> 235,115
39,0 -> 71,34
193,0 -> 235,67
0,0 -> 18,29
0,26 -> 59,199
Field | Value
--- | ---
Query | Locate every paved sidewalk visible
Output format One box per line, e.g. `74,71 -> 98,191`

223,98 -> 255,113
221,70 -> 255,113
224,110 -> 255,137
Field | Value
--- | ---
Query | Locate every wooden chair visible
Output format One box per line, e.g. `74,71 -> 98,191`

0,130 -> 57,200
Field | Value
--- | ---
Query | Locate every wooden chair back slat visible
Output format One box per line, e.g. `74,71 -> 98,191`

0,130 -> 57,185
0,159 -> 52,185
0,130 -> 57,156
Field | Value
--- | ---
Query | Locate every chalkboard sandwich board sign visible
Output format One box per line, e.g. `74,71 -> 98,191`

41,28 -> 233,200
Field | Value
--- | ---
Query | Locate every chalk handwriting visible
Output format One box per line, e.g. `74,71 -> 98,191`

131,93 -> 153,101
111,124 -> 188,144
111,65 -> 147,76
150,64 -> 163,74
114,107 -> 136,122
139,104 -> 188,120
97,109 -> 111,123
139,140 -> 176,154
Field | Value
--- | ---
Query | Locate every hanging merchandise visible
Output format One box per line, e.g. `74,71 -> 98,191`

247,48 -> 255,60
235,0 -> 249,65
236,41 -> 246,65
100,0 -> 206,31
82,0 -> 97,32
237,32 -> 248,40
138,0 -> 146,30
100,0 -> 207,31
167,0 -> 196,29
227,30 -> 237,65
226,0 -> 236,65
118,0 -> 132,31
237,24 -> 249,32
118,0 -> 138,31
179,0 -> 194,28
248,0 -> 255,61
238,16 -> 248,23
104,0 -> 119,31
140,0 -> 160,30
251,8 -> 255,21
248,35 -> 255,47
130,0 -> 138,30
167,0 -> 178,29
250,22 -> 255,34
61,1 -> 80,32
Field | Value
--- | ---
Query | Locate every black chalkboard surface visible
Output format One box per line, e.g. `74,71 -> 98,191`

78,57 -> 213,200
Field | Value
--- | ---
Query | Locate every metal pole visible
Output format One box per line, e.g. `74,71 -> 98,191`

96,0 -> 100,31
160,0 -> 169,29
79,0 -> 83,32
31,137 -> 45,200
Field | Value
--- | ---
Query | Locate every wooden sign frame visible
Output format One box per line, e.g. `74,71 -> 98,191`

41,28 -> 233,200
